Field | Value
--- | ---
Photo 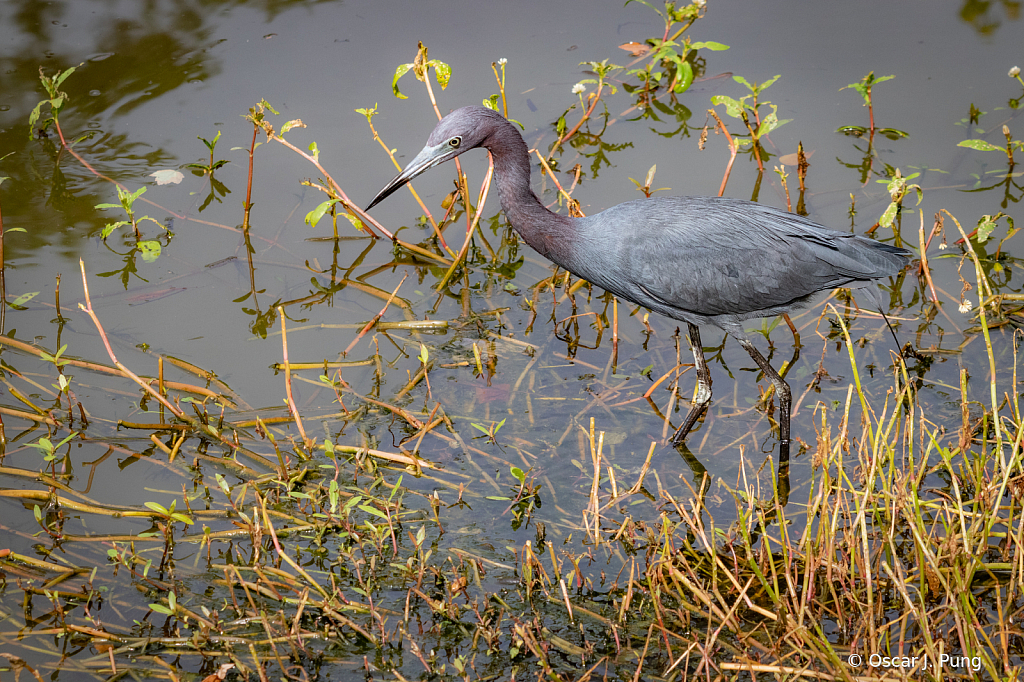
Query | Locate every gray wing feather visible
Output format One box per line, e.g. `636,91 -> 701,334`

567,196 -> 908,324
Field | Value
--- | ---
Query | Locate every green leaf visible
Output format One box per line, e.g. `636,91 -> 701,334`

305,199 -> 340,228
977,216 -> 996,243
138,240 -> 162,262
837,125 -> 868,137
624,0 -> 661,16
53,64 -> 80,90
842,81 -> 869,102
27,100 -> 47,138
877,127 -> 909,140
690,41 -> 730,51
392,63 -> 414,99
710,95 -> 744,119
128,186 -> 147,204
958,139 -> 1004,152
200,130 -> 221,150
101,221 -> 129,239
428,59 -> 452,89
511,466 -> 525,484
755,108 -> 791,138
358,504 -> 389,520
9,291 -> 39,308
879,202 -> 898,228
674,61 -> 693,94
280,119 -> 303,135
139,216 -> 166,232
482,94 -> 499,110
342,212 -> 365,232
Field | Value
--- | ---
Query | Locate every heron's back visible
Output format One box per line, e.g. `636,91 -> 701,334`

563,196 -> 910,327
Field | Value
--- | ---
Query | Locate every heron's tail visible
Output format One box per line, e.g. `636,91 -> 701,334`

849,238 -> 913,276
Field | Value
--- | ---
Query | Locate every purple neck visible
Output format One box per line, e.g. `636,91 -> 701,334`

483,120 -> 574,264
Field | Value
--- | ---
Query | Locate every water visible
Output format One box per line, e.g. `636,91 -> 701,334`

0,0 -> 1020,678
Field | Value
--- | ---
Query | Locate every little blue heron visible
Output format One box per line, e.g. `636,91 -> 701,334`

366,106 -> 911,452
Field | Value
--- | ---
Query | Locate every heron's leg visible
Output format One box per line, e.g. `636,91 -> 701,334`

671,323 -> 713,444
736,338 -> 791,447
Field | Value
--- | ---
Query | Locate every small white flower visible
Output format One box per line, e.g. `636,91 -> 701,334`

1010,66 -> 1021,78
572,83 -> 586,95
498,58 -> 508,66
938,242 -> 948,250
959,300 -> 973,314
694,0 -> 706,7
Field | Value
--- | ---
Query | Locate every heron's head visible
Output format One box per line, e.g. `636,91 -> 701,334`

366,106 -> 502,211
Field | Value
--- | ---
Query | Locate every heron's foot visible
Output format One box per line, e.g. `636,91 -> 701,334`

670,425 -> 690,445
671,398 -> 711,445
693,383 -> 712,406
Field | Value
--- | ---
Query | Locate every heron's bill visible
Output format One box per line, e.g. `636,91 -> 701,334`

365,143 -> 454,211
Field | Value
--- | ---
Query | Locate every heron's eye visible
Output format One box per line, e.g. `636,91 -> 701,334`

448,136 -> 462,148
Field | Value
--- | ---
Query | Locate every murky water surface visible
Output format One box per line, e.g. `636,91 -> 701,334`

0,0 -> 1020,678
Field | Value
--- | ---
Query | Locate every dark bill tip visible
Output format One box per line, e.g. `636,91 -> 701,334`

365,144 -> 447,212
365,174 -> 406,212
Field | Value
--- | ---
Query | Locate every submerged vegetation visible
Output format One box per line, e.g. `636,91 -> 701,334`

1,1 -> 1024,680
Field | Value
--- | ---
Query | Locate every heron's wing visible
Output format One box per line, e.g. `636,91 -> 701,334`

573,197 -> 904,321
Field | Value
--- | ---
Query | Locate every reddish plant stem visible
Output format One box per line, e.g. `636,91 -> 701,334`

366,118 -> 450,254
79,262 -> 186,422
242,123 -> 257,231
269,135 -> 389,238
918,211 -> 940,304
706,109 -> 738,197
423,73 -> 474,236
343,272 -> 408,357
436,154 -> 494,290
78,260 -> 241,451
546,82 -> 606,163
278,306 -> 309,449
50,119 -> 255,238
739,111 -> 765,173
